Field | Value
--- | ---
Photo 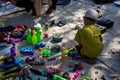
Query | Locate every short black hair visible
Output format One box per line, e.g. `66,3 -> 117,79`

84,17 -> 97,22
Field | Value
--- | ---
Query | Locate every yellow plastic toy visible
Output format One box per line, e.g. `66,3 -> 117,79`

0,56 -> 6,61
39,48 -> 44,51
61,47 -> 68,61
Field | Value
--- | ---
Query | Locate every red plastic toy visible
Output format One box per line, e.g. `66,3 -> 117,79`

14,24 -> 28,32
77,65 -> 83,70
25,56 -> 35,62
44,33 -> 49,38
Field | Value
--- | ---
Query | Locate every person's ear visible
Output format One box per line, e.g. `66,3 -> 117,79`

94,20 -> 97,23
83,16 -> 87,21
83,16 -> 86,19
95,20 -> 98,23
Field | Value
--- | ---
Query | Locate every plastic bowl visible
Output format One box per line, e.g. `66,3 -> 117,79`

52,33 -> 63,42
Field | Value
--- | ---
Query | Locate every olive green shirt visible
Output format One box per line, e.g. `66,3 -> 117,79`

74,25 -> 104,58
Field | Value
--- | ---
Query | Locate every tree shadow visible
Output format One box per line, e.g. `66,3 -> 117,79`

1,0 -> 120,78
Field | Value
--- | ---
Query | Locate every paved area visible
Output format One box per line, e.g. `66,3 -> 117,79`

1,0 -> 120,79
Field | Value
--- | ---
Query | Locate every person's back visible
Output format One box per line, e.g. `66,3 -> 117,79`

77,25 -> 103,58
74,9 -> 104,64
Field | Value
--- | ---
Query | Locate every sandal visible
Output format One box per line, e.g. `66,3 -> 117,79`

56,20 -> 66,27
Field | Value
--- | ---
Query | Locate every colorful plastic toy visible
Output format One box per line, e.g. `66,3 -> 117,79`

14,24 -> 28,32
41,49 -> 51,57
10,40 -> 16,57
45,44 -> 52,50
34,56 -> 45,65
35,27 -> 42,43
26,29 -> 32,44
34,44 -> 40,49
44,24 -> 49,31
77,65 -> 83,70
68,45 -> 75,51
30,27 -> 34,36
25,56 -> 35,63
27,27 -> 42,45
62,72 -> 70,79
0,63 -> 17,70
73,71 -> 80,79
51,45 -> 61,52
47,52 -> 62,61
83,76 -> 91,80
72,62 -> 83,72
7,32 -> 26,42
3,56 -> 15,64
39,43 -> 46,47
53,75 -> 66,80
52,33 -> 63,42
55,20 -> 66,27
45,66 -> 61,74
34,43 -> 46,49
20,47 -> 34,55
44,32 -> 49,38
0,57 -> 24,70
14,57 -> 24,67
39,48 -> 44,51
47,57 -> 56,61
20,67 -> 33,80
32,30 -> 37,44
10,31 -> 23,38
46,66 -> 56,74
0,56 -> 6,61
61,47 -> 69,61
0,67 -> 21,80
34,23 -> 41,29
10,24 -> 27,38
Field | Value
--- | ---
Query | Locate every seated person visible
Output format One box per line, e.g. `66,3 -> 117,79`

74,9 -> 104,64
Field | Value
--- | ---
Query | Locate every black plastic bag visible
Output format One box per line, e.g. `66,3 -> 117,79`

97,18 -> 114,29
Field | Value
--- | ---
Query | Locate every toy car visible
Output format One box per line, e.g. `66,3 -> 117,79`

20,47 -> 34,55
25,56 -> 35,63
